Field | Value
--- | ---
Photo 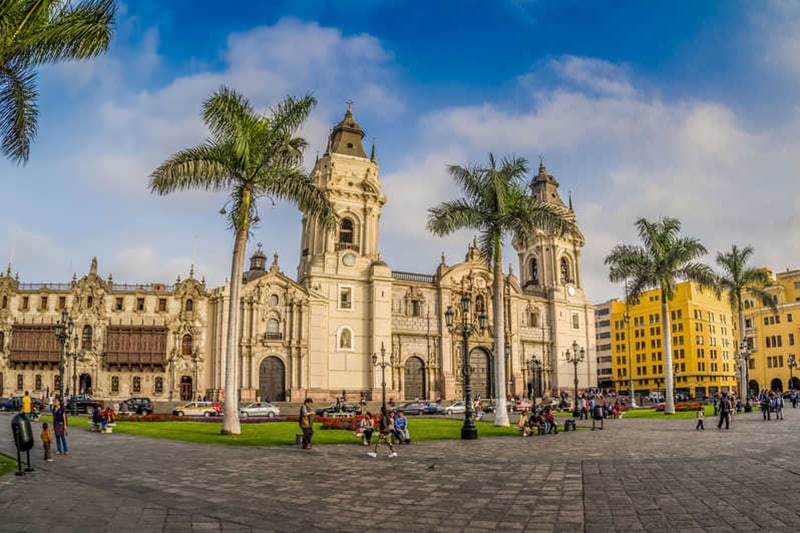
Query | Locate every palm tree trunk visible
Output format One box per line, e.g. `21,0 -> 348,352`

662,298 -> 675,414
493,237 -> 509,426
221,225 -> 248,435
738,299 -> 747,402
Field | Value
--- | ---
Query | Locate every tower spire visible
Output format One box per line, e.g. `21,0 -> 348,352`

568,190 -> 573,211
370,138 -> 376,161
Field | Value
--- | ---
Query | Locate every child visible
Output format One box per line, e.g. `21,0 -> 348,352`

41,422 -> 54,461
696,406 -> 705,430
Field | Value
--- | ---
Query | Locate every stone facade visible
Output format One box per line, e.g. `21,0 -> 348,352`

0,107 -> 596,404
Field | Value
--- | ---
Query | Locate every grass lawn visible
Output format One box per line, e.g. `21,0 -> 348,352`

46,416 -> 520,446
621,405 -> 714,419
0,454 -> 19,477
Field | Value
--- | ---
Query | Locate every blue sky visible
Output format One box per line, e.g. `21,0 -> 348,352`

2,0 -> 799,301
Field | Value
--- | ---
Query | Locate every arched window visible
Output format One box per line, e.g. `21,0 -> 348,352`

475,295 -> 485,313
528,311 -> 539,328
35,374 -> 42,391
560,257 -> 570,283
339,328 -> 353,350
267,319 -> 279,333
155,377 -> 163,394
0,331 -> 4,349
1,295 -> 6,308
133,376 -> 141,393
339,218 -> 354,244
182,334 -> 193,356
111,376 -> 119,393
185,299 -> 194,312
82,325 -> 93,351
530,257 -> 539,285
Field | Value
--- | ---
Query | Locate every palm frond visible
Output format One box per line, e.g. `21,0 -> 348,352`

258,166 -> 337,231
269,93 -> 316,135
426,199 -> 486,236
149,144 -> 232,194
0,62 -> 38,165
203,86 -> 254,158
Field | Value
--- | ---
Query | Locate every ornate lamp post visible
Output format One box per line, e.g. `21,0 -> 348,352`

527,355 -> 542,409
788,354 -> 797,391
564,340 -> 585,417
68,335 -> 81,416
741,339 -> 751,409
53,309 -> 74,402
673,363 -> 679,402
372,342 -> 390,409
623,307 -> 636,407
444,293 -> 487,440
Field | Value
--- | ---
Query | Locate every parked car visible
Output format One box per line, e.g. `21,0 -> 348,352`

172,401 -> 221,417
119,397 -> 153,415
423,401 -> 445,415
0,397 -> 44,412
394,402 -> 428,415
67,394 -> 103,414
315,402 -> 362,417
443,400 -> 467,415
239,402 -> 280,418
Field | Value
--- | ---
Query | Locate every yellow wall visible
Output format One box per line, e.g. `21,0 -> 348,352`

742,269 -> 800,393
611,281 -> 737,398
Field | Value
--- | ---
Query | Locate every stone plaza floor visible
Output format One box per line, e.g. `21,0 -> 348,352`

1,407 -> 800,532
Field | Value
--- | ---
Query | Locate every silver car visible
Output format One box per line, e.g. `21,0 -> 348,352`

444,400 -> 467,415
238,402 -> 280,418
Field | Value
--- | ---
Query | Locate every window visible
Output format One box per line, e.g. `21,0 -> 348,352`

82,325 -> 93,351
111,376 -> 119,393
58,296 -> 66,310
338,327 -> 353,350
54,375 -> 61,392
560,257 -> 570,283
0,331 -> 3,349
34,374 -> 42,391
339,287 -> 352,310
790,334 -> 795,346
572,313 -> 580,329
40,296 -> 47,311
528,311 -> 539,328
529,257 -> 539,285
133,377 -> 141,393
115,297 -> 123,311
182,334 -> 193,356
137,298 -> 145,311
411,300 -> 422,317
21,296 -> 28,310
17,374 -> 23,390
745,318 -> 752,328
776,316 -> 781,324
185,299 -> 193,312
788,314 -> 793,322
339,217 -> 354,244
158,298 -> 167,312
155,377 -> 163,394
1,295 -> 5,308
87,295 -> 93,307
749,359 -> 755,369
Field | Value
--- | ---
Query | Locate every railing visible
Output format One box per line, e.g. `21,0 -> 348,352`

335,243 -> 360,252
263,332 -> 283,341
392,271 -> 435,284
18,283 -> 72,290
15,282 -> 177,292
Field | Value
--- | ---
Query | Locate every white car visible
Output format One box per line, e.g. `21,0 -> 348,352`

239,402 -> 280,418
444,401 -> 467,415
172,401 -> 220,417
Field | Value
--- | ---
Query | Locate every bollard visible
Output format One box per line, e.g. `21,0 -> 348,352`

592,406 -> 604,431
11,414 -> 35,475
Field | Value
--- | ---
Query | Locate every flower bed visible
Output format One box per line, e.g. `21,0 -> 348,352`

320,414 -> 378,431
654,402 -> 702,412
114,414 -> 289,423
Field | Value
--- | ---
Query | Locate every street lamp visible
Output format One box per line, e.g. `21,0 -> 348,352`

623,307 -> 636,407
788,354 -> 797,391
527,355 -> 542,409
372,342 -> 390,409
68,335 -> 80,416
564,340 -> 585,417
53,309 -> 74,403
444,293 -> 487,440
673,363 -> 679,402
741,339 -> 751,408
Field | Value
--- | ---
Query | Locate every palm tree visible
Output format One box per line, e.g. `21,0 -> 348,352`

150,87 -> 336,435
605,217 -> 716,415
715,245 -> 775,401
0,0 -> 116,165
427,154 -> 572,426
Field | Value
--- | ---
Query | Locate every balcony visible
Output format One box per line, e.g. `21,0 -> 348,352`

335,242 -> 359,252
263,332 -> 283,341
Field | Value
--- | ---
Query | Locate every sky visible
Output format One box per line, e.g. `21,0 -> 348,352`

2,0 -> 799,302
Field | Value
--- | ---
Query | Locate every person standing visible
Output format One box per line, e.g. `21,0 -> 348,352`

53,397 -> 69,455
695,405 -> 705,430
775,393 -> 784,421
299,398 -> 314,450
791,389 -> 798,408
21,390 -> 32,420
368,406 -> 397,458
717,392 -> 730,430
41,422 -> 54,461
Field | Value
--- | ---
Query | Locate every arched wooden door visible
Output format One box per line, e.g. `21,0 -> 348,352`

259,356 -> 286,402
771,378 -> 783,392
79,373 -> 92,395
469,348 -> 491,399
404,356 -> 426,400
180,376 -> 193,401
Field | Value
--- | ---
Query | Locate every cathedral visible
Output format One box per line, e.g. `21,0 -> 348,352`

0,106 -> 596,404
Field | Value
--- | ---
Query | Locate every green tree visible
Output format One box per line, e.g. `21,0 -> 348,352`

150,87 -> 336,435
427,154 -> 572,426
605,217 -> 716,414
715,245 -> 775,400
0,0 -> 116,164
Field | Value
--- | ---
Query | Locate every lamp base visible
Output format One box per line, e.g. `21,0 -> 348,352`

461,426 -> 478,440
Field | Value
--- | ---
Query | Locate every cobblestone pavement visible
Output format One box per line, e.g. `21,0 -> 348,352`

2,408 -> 800,532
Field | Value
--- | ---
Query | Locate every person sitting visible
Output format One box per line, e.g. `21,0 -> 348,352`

92,406 -> 106,432
359,412 -> 375,446
104,407 -> 116,428
543,406 -> 558,434
517,410 -> 532,436
393,410 -> 410,444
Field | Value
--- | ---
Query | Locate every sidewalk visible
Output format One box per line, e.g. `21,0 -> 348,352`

2,409 -> 800,531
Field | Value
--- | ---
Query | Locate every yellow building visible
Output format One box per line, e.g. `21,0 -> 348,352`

610,281 -> 737,400
742,269 -> 800,393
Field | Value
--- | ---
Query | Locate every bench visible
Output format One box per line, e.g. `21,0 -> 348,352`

88,420 -> 116,433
